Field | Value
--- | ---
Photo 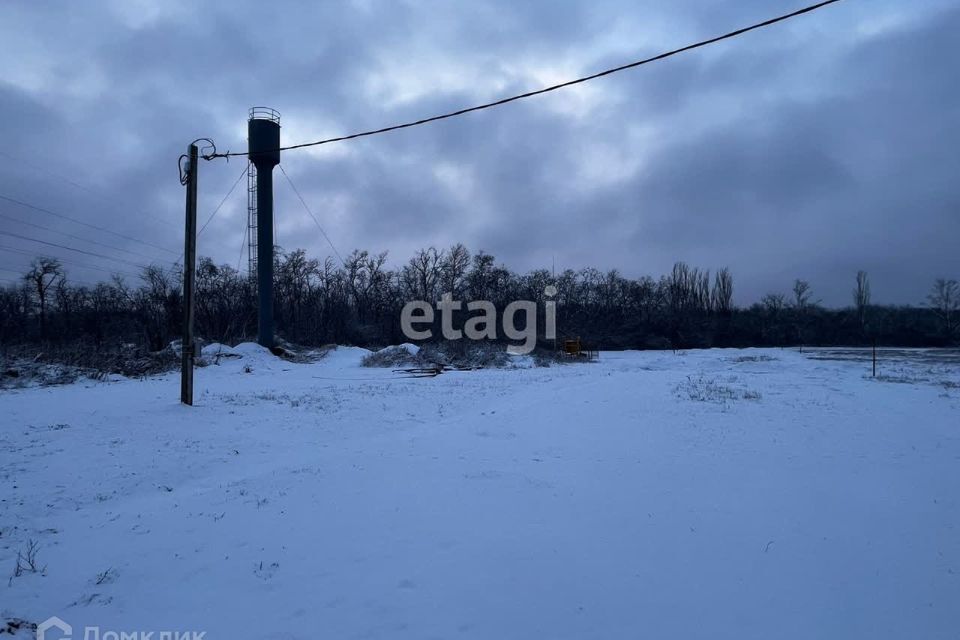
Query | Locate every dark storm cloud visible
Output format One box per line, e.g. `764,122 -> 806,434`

0,0 -> 956,304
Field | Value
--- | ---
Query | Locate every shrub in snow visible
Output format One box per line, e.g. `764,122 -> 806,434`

0,619 -> 36,636
362,341 -> 574,369
95,567 -> 119,585
0,342 -> 180,388
418,341 -> 511,369
531,348 -> 574,367
731,355 -> 778,363
11,539 -> 45,579
362,345 -> 421,368
675,375 -> 761,403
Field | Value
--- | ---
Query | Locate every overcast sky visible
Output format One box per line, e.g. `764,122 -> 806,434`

0,0 -> 956,306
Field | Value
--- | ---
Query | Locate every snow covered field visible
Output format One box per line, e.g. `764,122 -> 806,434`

2,346 -> 959,639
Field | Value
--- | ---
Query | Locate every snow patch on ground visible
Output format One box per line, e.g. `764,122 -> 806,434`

2,348 -> 959,638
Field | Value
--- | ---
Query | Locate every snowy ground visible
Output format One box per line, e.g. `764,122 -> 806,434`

2,346 -> 959,639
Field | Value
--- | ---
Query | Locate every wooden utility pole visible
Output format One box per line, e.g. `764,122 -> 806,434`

181,143 -> 199,405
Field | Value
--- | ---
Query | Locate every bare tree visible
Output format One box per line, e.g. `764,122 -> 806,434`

695,269 -> 711,313
712,268 -> 733,316
402,247 -> 443,302
761,293 -> 786,315
1,244 -> 952,355
137,265 -> 180,350
853,270 -> 871,329
927,278 -> 959,340
790,279 -> 821,347
666,262 -> 693,316
792,280 -> 813,310
24,257 -> 63,339
0,281 -> 30,343
466,251 -> 497,301
440,243 -> 470,298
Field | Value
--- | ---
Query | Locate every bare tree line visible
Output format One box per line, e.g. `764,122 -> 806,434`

1,247 -> 957,354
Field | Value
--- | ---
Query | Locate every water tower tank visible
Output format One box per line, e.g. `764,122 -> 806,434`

248,107 -> 280,167
247,107 -> 281,348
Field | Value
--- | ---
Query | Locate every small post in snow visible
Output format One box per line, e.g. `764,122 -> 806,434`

180,143 -> 199,405
872,338 -> 877,378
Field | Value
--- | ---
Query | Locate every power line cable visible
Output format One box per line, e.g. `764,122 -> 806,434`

199,166 -> 248,237
0,193 -> 179,256
278,164 -> 345,265
0,230 -> 150,270
0,211 -> 164,262
0,149 -> 178,229
171,164 -> 249,268
0,244 -> 143,279
0,265 -> 104,287
209,0 -> 843,159
237,220 -> 249,273
0,267 -> 102,288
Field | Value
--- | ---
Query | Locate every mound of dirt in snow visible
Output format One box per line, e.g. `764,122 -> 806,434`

362,344 -> 421,368
361,342 -> 544,369
199,341 -> 336,365
323,345 -> 373,368
397,343 -> 420,355
419,342 -> 511,369
231,342 -> 275,357
201,343 -> 242,358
